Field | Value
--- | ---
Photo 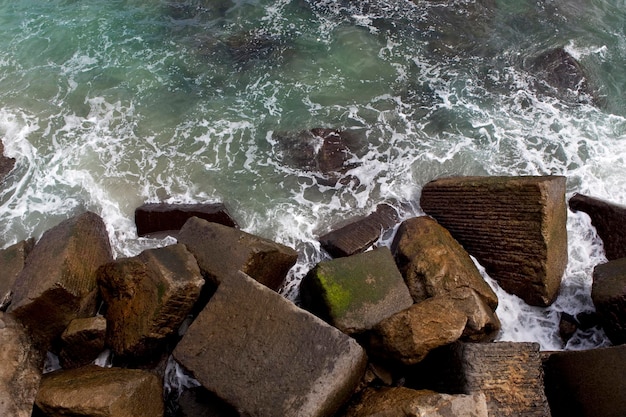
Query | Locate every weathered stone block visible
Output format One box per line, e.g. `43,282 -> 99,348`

301,247 -> 413,335
178,217 -> 298,290
420,176 -> 567,307
0,238 -> 35,311
447,287 -> 500,342
591,257 -> 626,345
8,211 -> 113,351
172,271 -> 367,417
58,316 -> 107,369
35,365 -> 163,417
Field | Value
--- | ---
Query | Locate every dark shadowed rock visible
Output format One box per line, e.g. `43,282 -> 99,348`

300,247 -> 413,335
543,344 -> 626,417
58,316 -> 107,369
319,203 -> 399,258
0,238 -> 35,311
591,257 -> 626,345
178,217 -> 298,290
175,386 -> 239,417
0,139 -> 15,182
135,202 -> 238,237
8,211 -> 113,351
0,312 -> 43,417
173,271 -> 367,417
35,365 -> 163,417
97,244 -> 204,363
420,176 -> 567,307
558,312 -> 578,344
569,193 -> 626,261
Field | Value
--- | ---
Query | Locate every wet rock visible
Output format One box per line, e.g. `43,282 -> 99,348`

319,203 -> 399,258
591,257 -> 626,345
0,238 -> 35,311
300,247 -> 413,336
0,312 -> 43,417
409,341 -> 551,417
178,217 -> 298,290
175,386 -> 239,417
569,193 -> 626,261
8,211 -> 113,351
391,216 -> 498,309
420,175 -> 568,307
543,344 -> 626,417
172,271 -> 367,417
58,316 -> 107,369
135,202 -> 238,237
97,244 -> 204,363
342,387 -> 488,417
558,312 -> 578,344
35,365 -> 163,417
447,287 -> 500,342
368,295 -> 467,366
0,138 -> 15,182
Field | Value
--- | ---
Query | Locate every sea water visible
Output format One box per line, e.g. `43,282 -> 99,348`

1,0 -> 625,351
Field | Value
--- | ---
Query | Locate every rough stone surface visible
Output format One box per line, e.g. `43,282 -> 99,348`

342,387 -> 488,417
134,203 -> 238,237
319,204 -> 400,258
97,244 -> 204,362
368,296 -> 467,366
35,365 -> 163,417
0,139 -> 15,182
178,217 -> 298,290
447,287 -> 501,342
0,238 -> 35,311
8,211 -> 113,351
410,342 -> 551,417
391,216 -> 498,309
569,193 -> 626,261
58,316 -> 107,369
591,257 -> 626,345
301,247 -> 413,335
543,344 -> 626,417
420,175 -> 568,307
173,271 -> 368,417
0,312 -> 43,417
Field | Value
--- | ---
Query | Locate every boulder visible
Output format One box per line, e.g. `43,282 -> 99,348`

543,344 -> 626,417
134,202 -> 238,237
0,238 -> 35,311
178,217 -> 298,290
58,316 -> 107,369
35,365 -> 163,417
409,342 -> 551,417
0,139 -> 15,182
97,244 -> 204,362
447,287 -> 500,342
319,203 -> 400,258
175,386 -> 239,417
591,257 -> 626,345
420,176 -> 568,307
8,211 -> 113,351
558,312 -> 578,344
342,387 -> 488,417
300,247 -> 414,335
391,216 -> 498,309
172,271 -> 367,417
368,296 -> 467,366
569,193 -> 626,260
0,312 -> 42,417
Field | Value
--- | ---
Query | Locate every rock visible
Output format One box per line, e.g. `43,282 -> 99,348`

0,238 -> 35,311
97,244 -> 204,363
225,30 -> 288,70
0,312 -> 43,417
178,217 -> 298,290
447,287 -> 500,342
175,386 -> 239,417
58,316 -> 107,369
172,271 -> 367,417
558,312 -> 578,344
543,344 -> 626,417
0,139 -> 15,182
134,202 -> 238,237
8,211 -> 113,351
591,257 -> 626,345
420,175 -> 568,307
342,387 -> 488,417
409,342 -> 551,417
391,216 -> 498,309
319,203 -> 400,258
569,193 -> 626,261
368,296 -> 467,366
35,365 -> 163,417
300,247 -> 414,335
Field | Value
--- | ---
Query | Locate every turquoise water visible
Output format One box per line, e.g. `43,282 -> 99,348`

2,0 -> 625,349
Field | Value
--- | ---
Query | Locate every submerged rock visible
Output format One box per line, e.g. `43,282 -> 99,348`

591,257 -> 626,345
0,238 -> 35,311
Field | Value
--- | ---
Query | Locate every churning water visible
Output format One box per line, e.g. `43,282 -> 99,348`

1,0 -> 625,350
